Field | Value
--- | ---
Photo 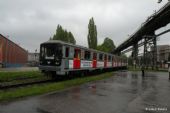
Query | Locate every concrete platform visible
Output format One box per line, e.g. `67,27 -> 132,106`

0,71 -> 170,113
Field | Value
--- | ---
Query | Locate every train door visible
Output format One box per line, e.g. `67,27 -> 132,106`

104,54 -> 107,68
64,46 -> 70,69
73,48 -> 81,69
93,52 -> 97,68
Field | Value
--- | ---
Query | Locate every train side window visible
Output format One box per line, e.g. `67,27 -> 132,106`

70,47 -> 74,58
65,47 -> 69,58
84,51 -> 91,60
99,54 -> 103,61
81,50 -> 84,59
74,49 -> 81,59
108,55 -> 111,61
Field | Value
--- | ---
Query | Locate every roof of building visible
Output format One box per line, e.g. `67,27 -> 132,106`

0,34 -> 28,53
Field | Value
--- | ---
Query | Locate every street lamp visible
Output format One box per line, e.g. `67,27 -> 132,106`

35,49 -> 37,66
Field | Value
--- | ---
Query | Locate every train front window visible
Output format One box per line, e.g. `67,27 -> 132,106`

41,44 -> 62,60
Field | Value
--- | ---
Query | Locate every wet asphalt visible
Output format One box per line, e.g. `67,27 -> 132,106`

0,71 -> 170,113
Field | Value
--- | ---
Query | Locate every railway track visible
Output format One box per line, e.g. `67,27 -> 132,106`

0,70 -> 124,90
0,77 -> 53,89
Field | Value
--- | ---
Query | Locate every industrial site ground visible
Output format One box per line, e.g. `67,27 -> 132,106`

0,71 -> 114,101
0,71 -> 170,113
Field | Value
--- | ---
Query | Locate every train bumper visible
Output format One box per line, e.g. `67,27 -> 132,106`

39,65 -> 60,71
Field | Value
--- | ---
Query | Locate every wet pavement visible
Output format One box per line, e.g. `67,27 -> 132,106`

0,71 -> 170,113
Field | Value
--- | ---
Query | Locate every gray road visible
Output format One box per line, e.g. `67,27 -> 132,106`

0,71 -> 170,113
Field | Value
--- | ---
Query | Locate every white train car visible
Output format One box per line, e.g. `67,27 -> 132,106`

39,40 -> 127,76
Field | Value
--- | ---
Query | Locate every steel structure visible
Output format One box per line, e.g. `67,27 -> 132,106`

113,2 -> 170,70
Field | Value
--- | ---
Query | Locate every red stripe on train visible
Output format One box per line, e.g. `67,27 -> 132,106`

93,60 -> 97,68
73,58 -> 80,69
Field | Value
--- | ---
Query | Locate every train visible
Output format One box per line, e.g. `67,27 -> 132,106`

39,40 -> 127,76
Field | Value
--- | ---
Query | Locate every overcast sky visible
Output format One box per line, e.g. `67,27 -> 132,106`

0,0 -> 169,52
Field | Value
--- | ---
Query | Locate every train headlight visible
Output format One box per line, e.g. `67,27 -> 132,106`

47,61 -> 51,64
55,62 -> 59,65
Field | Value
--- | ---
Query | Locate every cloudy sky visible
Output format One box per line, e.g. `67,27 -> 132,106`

0,0 -> 170,52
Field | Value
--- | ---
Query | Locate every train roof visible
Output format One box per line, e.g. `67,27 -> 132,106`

41,40 -> 122,58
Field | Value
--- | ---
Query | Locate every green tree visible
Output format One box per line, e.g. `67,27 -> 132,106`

68,32 -> 76,44
52,25 -> 76,44
63,30 -> 68,42
97,37 -> 116,53
87,17 -> 97,49
53,25 -> 63,40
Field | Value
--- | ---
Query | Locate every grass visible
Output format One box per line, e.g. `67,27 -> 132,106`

0,71 -> 44,82
0,72 -> 114,102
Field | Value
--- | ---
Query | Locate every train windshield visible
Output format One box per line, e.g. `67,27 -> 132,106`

40,44 -> 62,60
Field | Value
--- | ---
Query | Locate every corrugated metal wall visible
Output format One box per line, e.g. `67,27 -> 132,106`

0,34 -> 28,67
0,37 -> 3,64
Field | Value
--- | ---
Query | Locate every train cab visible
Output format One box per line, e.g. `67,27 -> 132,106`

39,41 -> 64,74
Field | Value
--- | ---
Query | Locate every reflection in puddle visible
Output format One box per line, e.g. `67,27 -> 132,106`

131,73 -> 138,79
89,84 -> 97,95
71,87 -> 80,100
117,72 -> 128,78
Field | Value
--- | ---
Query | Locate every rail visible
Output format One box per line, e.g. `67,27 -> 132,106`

0,77 -> 53,89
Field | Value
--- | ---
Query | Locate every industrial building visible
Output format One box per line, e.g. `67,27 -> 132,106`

156,45 -> 170,62
0,34 -> 28,68
27,52 -> 39,66
156,45 -> 170,68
